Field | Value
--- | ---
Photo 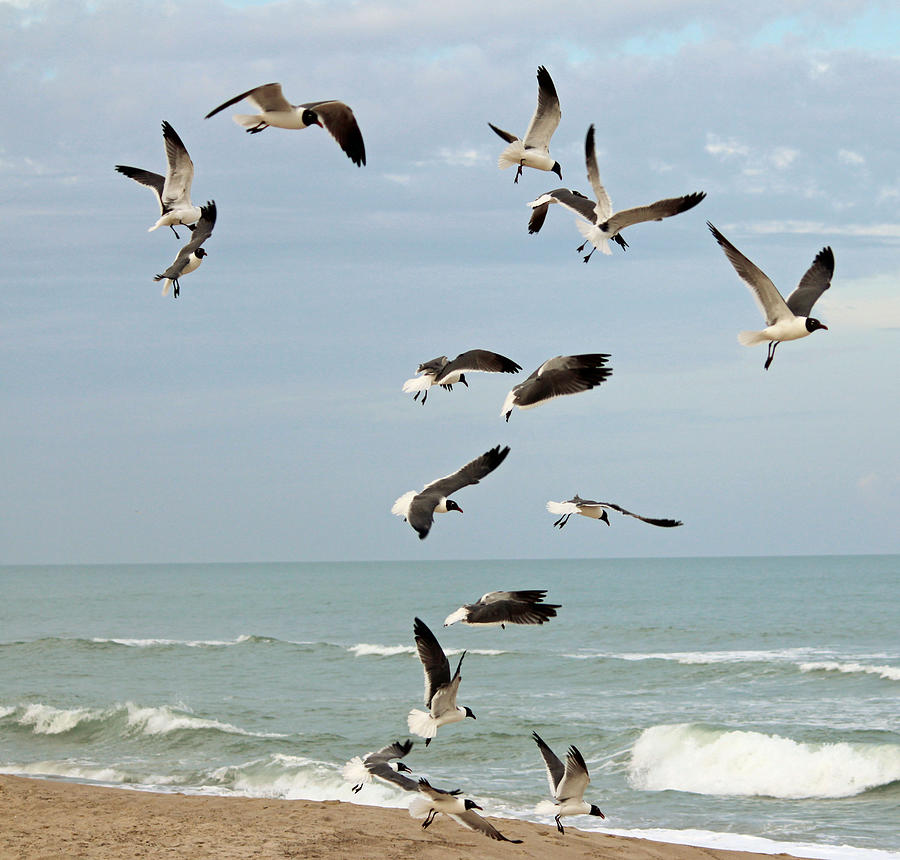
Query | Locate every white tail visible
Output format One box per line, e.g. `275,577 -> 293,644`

392,491 -> 416,519
738,330 -> 768,346
407,708 -> 438,739
232,113 -> 263,129
498,141 -> 526,170
341,756 -> 369,786
402,376 -> 431,394
575,220 -> 612,255
546,501 -> 575,515
535,800 -> 558,815
160,279 -> 172,297
409,795 -> 433,819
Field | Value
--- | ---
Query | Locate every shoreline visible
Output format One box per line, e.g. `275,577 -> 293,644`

0,773 -> 820,860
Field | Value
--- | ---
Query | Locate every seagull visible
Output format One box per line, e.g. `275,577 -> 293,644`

528,124 -> 705,260
342,739 -> 422,794
546,496 -> 683,529
410,778 -> 523,843
392,445 -> 510,539
204,83 -> 366,166
443,590 -> 561,628
707,222 -> 834,370
501,354 -> 612,421
115,121 -> 202,238
402,350 -> 522,404
153,200 -> 216,298
407,617 -> 475,745
532,732 -> 605,834
489,65 -> 562,184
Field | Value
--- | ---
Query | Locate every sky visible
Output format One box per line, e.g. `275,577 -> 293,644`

1,0 -> 898,564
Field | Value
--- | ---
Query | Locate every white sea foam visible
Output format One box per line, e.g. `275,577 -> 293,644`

0,705 -> 16,718
608,827 -> 900,860
91,634 -> 254,648
563,648 -> 820,664
123,703 -> 286,738
348,643 -> 417,657
799,661 -> 900,682
17,703 -> 104,734
628,723 -> 900,799
209,754 -> 409,808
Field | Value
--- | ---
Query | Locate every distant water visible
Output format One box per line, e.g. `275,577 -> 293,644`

1,557 -> 898,859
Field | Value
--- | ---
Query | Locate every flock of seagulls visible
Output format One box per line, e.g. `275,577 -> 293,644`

113,62 -> 839,843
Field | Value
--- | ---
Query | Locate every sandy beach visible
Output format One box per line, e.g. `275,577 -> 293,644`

0,774 -> 819,860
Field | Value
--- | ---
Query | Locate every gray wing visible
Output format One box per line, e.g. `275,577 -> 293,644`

302,100 -> 366,166
413,617 -> 453,708
584,124 -> 612,221
155,200 -> 216,280
204,82 -> 290,118
423,445 -> 511,498
605,192 -> 705,234
114,165 -> 165,210
466,595 -> 559,625
513,354 -> 612,408
532,732 -> 566,797
488,122 -> 518,143
450,809 -> 523,843
785,247 -> 834,317
434,350 -> 522,384
160,121 -> 194,209
415,356 -> 448,376
599,501 -> 683,528
528,189 -> 596,234
364,739 -> 417,791
556,746 -> 591,802
708,222 -> 793,326
522,65 -> 561,151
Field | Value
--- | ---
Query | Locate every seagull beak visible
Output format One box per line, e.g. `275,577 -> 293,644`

455,505 -> 463,514
821,324 -> 829,330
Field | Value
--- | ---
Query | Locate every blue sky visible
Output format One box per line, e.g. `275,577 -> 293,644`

1,0 -> 897,563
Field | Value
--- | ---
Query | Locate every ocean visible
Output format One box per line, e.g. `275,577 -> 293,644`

1,556 -> 898,859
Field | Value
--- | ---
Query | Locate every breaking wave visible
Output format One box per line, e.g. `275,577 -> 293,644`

628,723 -> 900,799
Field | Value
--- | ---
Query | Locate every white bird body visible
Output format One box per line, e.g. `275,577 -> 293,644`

443,590 -> 560,628
205,83 -> 366,166
528,125 -> 705,261
158,251 -> 203,297
532,732 -> 605,834
501,354 -> 612,421
115,121 -> 202,237
707,222 -> 833,369
153,200 -> 216,298
407,617 -> 475,745
402,350 -> 521,404
546,496 -> 682,529
489,66 -> 562,183
410,778 -> 522,843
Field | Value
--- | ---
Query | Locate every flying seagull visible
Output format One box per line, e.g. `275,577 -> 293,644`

528,124 -> 705,260
204,83 -> 366,166
342,739 -> 423,794
153,200 -> 216,298
410,778 -> 523,843
407,617 -> 475,745
402,350 -> 522,404
546,496 -> 683,529
501,354 -> 612,421
443,590 -> 561,628
392,445 -> 510,539
115,121 -> 202,238
707,222 -> 833,370
489,65 -> 562,183
532,732 -> 605,834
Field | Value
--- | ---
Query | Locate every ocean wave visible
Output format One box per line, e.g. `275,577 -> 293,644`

0,760 -> 183,787
627,723 -> 900,799
90,634 -> 257,648
563,648 -> 819,665
11,702 -> 286,739
799,661 -> 900,682
348,643 -> 506,658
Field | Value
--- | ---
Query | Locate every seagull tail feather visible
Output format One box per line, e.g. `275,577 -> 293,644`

738,330 -> 768,346
407,709 -> 438,740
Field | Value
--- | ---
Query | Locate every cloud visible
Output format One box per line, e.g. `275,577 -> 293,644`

839,149 -> 866,166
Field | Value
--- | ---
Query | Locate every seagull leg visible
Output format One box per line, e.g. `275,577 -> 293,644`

555,815 -> 565,834
422,809 -> 437,829
582,245 -> 597,263
173,278 -> 180,299
764,341 -> 779,370
514,161 -> 524,183
169,225 -> 181,240
247,122 -> 269,134
351,783 -> 362,794
421,389 -> 428,405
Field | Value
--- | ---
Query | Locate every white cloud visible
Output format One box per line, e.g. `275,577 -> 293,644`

705,134 -> 750,159
839,149 -> 865,166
